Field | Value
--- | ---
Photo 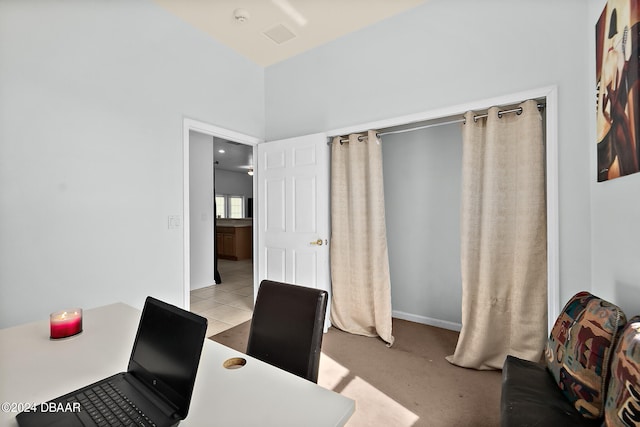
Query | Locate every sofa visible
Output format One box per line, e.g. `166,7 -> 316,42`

501,291 -> 640,426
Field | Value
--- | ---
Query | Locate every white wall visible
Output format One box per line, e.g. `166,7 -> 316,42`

382,124 -> 463,328
189,132 -> 214,290
0,0 -> 264,327
265,0 -> 593,319
214,169 -> 253,213
4,0 -> 637,329
588,0 -> 640,317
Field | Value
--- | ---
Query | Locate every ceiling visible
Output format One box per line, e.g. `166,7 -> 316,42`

213,138 -> 253,174
172,1 -> 428,173
152,0 -> 427,67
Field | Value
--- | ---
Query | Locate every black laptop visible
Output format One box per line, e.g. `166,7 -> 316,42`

16,296 -> 208,427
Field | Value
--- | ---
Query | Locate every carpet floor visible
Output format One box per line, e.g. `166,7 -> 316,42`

210,318 -> 502,427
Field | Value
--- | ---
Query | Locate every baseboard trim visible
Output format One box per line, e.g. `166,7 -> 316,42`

190,282 -> 216,291
392,310 -> 462,332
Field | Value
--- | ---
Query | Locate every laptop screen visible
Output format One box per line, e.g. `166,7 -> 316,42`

128,297 -> 207,420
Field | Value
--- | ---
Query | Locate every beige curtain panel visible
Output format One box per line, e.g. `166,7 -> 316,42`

330,130 -> 394,346
446,100 -> 547,370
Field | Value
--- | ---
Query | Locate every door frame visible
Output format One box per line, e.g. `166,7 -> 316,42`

182,118 -> 261,309
327,85 -> 559,333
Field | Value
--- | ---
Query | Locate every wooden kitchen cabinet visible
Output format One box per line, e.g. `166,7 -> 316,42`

216,225 -> 252,260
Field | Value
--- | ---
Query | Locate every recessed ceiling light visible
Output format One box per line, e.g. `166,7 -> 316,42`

218,149 -> 225,154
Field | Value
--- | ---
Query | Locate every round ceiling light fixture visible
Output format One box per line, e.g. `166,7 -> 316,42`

233,8 -> 250,24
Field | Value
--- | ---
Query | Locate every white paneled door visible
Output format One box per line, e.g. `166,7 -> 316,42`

257,133 -> 331,328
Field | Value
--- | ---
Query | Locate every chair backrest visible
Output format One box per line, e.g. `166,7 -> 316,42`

246,280 -> 328,383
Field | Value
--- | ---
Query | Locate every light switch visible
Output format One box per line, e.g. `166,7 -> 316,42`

168,215 -> 182,229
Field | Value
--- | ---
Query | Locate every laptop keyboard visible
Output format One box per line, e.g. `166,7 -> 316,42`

66,381 -> 157,427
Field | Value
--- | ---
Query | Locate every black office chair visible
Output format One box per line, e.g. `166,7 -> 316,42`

246,280 -> 328,383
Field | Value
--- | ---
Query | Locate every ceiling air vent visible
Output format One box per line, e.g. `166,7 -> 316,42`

263,23 -> 296,45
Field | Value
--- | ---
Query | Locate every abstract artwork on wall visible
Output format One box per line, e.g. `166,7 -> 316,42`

596,0 -> 640,181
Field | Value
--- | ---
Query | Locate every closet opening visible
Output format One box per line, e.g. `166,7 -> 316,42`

381,99 -> 547,332
327,86 -> 559,334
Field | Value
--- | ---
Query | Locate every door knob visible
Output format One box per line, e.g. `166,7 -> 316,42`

310,239 -> 323,246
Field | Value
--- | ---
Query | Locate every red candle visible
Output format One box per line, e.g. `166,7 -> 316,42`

50,309 -> 82,339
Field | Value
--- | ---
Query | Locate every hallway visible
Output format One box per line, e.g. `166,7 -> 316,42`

190,259 -> 253,337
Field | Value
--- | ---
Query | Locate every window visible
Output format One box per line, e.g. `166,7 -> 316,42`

215,195 -> 245,218
229,196 -> 244,218
215,196 -> 226,218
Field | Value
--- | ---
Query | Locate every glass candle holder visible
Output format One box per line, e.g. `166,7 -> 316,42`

50,308 -> 83,339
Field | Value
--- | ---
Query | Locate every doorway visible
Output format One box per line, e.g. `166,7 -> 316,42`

183,119 -> 259,337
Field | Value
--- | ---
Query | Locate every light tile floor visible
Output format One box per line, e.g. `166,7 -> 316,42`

190,259 -> 254,337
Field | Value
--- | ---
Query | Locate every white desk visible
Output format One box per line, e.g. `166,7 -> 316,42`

0,303 -> 354,426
